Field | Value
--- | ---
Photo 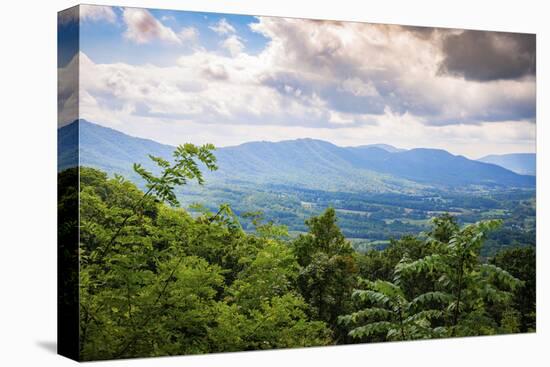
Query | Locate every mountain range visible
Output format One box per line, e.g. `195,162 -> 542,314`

478,153 -> 536,176
58,120 -> 535,193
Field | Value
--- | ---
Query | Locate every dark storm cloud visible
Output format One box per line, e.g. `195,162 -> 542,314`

439,30 -> 535,81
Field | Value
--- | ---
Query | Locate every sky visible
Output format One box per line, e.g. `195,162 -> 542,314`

58,5 -> 536,159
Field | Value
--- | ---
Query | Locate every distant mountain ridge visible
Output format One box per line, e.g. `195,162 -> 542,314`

478,153 -> 536,176
358,144 -> 406,153
58,120 -> 535,192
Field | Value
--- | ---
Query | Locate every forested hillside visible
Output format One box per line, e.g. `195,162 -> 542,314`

62,120 -> 535,190
60,120 -> 536,257
59,143 -> 536,360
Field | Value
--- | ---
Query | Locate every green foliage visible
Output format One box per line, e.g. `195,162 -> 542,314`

227,241 -> 298,310
242,211 -> 290,240
133,143 -> 218,207
340,214 -> 527,342
292,208 -> 358,342
490,246 -> 536,331
339,280 -> 441,341
76,151 -> 330,360
60,143 -> 535,360
428,213 -> 459,243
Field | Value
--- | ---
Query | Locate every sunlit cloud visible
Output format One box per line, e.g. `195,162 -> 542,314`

59,8 -> 535,157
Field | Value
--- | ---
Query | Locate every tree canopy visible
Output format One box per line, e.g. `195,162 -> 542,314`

58,144 -> 536,360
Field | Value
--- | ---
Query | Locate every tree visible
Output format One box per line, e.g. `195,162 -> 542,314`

76,144 -> 332,360
79,144 -> 225,359
65,140 -> 535,360
396,218 -> 523,336
356,235 -> 432,289
339,279 -> 446,342
89,143 -> 218,263
428,213 -> 459,243
340,215 -> 523,342
209,294 -> 332,352
227,241 -> 298,310
292,208 -> 358,342
490,246 -> 536,332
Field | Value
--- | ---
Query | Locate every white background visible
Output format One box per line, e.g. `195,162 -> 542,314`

0,0 -> 547,365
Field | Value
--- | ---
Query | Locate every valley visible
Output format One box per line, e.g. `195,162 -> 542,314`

178,181 -> 535,257
59,119 -> 536,257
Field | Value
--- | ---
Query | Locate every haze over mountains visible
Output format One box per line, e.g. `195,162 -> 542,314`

59,120 -> 535,193
478,153 -> 536,176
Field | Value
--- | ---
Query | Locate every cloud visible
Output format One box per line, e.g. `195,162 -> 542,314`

201,63 -> 229,81
439,30 -> 536,81
57,52 -> 79,126
340,77 -> 379,97
122,8 -> 197,45
80,5 -> 117,23
76,17 -> 536,128
209,18 -> 236,35
69,16 -> 536,157
75,50 -> 341,131
401,25 -> 437,40
178,27 -> 199,43
249,17 -> 535,125
59,4 -> 116,25
70,50 -> 534,157
209,18 -> 243,57
222,35 -> 245,56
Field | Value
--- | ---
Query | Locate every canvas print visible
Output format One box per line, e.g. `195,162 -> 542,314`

58,4 -> 536,361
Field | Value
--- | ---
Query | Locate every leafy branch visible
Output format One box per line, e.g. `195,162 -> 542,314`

92,144 -> 217,262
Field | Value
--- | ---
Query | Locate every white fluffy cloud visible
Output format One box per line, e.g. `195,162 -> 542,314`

222,35 -> 245,56
77,50 -> 331,128
122,8 -> 197,45
340,77 -> 379,97
210,19 -> 243,56
209,18 -> 236,35
178,27 -> 199,43
62,15 -> 535,157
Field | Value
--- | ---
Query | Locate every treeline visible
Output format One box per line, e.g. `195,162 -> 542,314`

59,144 -> 535,360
